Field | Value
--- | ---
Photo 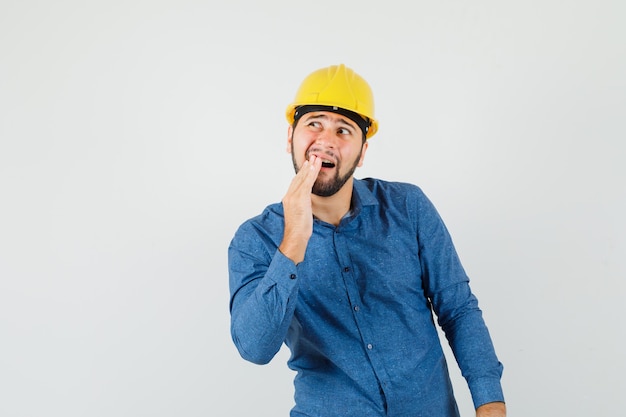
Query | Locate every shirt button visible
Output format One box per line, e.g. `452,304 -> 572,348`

344,267 -> 350,272
290,274 -> 296,280
367,343 -> 373,350
354,305 -> 360,312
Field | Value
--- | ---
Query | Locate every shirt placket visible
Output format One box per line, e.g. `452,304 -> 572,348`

332,225 -> 392,405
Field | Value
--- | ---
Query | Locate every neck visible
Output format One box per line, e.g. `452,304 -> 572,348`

311,178 -> 354,226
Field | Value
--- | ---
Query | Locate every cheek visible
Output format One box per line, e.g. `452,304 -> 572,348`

341,143 -> 363,162
292,134 -> 316,153
288,126 -> 314,151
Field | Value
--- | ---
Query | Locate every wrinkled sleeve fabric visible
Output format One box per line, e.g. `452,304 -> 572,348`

228,218 -> 299,365
412,188 -> 505,409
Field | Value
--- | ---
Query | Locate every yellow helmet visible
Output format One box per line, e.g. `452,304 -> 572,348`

285,64 -> 378,139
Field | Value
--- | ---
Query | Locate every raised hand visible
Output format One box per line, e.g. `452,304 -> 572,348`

278,155 -> 322,264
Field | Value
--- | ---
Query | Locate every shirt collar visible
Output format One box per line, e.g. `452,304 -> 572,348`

352,178 -> 378,209
350,179 -> 379,217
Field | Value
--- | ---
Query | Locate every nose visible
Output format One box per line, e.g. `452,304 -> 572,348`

315,127 -> 337,148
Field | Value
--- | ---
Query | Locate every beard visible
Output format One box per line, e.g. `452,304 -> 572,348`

291,142 -> 363,197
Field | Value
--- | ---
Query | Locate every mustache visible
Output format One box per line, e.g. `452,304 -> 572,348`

306,148 -> 337,161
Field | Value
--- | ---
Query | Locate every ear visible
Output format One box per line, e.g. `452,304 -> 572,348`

356,141 -> 369,167
286,125 -> 293,153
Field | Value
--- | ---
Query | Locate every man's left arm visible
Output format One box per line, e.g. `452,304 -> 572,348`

413,189 -> 505,409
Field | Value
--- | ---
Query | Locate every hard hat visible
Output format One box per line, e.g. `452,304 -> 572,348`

285,64 -> 378,139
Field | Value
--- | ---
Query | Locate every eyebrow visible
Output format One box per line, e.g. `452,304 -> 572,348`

303,113 -> 357,130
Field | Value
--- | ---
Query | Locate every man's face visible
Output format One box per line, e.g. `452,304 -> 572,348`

287,111 -> 368,197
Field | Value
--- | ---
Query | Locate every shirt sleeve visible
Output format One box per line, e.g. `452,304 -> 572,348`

228,223 -> 300,365
414,189 -> 505,408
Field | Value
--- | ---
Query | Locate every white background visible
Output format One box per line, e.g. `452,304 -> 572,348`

1,1 -> 624,416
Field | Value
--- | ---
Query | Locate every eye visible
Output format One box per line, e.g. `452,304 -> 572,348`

338,127 -> 353,136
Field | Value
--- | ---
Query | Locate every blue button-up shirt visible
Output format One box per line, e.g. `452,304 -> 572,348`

228,178 -> 504,417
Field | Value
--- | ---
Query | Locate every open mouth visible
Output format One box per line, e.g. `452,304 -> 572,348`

321,159 -> 336,168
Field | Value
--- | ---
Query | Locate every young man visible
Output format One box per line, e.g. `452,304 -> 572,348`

228,64 -> 506,417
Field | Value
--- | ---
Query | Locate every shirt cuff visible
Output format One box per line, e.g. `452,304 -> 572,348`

469,376 -> 505,409
269,249 -> 301,292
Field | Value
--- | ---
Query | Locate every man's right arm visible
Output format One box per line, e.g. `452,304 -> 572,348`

228,156 -> 321,364
228,241 -> 301,365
